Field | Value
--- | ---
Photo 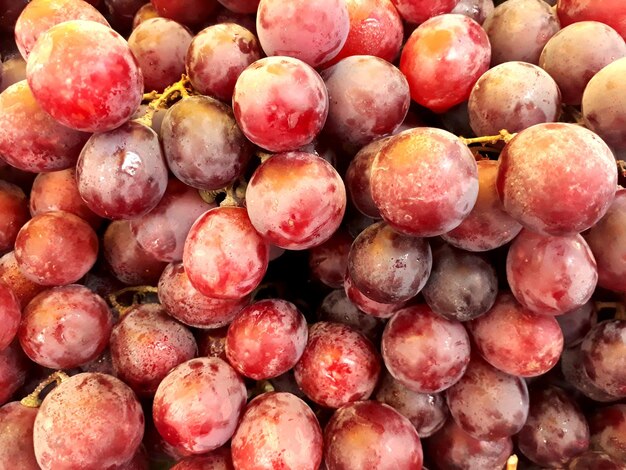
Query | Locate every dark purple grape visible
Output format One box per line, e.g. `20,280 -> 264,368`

317,289 -> 383,342
581,320 -> 626,398
589,405 -> 626,462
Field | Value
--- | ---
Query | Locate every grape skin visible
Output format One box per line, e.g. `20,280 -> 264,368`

0,252 -> 45,307
0,282 -> 20,350
132,3 -> 159,29
317,289 -> 383,341
451,0 -> 494,24
557,0 -> 626,40
557,301 -> 597,347
568,451 -> 624,470
0,402 -> 38,469
581,320 -> 626,397
344,272 -> 406,318
345,137 -> 389,219
589,405 -> 626,462
0,341 -> 29,406
561,346 -> 619,403
308,228 -> 353,289
392,0 -> 458,24
171,447 -> 233,470
150,0 -> 218,26
0,180 -> 29,253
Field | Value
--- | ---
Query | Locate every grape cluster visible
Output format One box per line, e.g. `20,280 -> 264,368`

0,0 -> 625,469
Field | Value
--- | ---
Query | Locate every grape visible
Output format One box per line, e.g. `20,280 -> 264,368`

153,357 -> 247,454
15,0 -> 109,59
232,57 -> 329,152
557,302 -> 597,347
344,272 -> 406,318
218,0 -> 259,13
186,24 -> 262,102
0,402 -> 38,470
451,0 -> 494,23
294,321 -> 381,408
422,244 -> 497,322
111,304 -> 197,396
561,346 -> 619,402
324,400 -> 423,470
375,372 -> 448,438
0,282 -> 20,351
589,404 -> 626,462
105,0 -> 150,33
0,55 -> 27,92
325,0 -> 404,66
517,386 -> 590,467
172,447 -> 233,470
0,180 -> 29,253
507,230 -> 598,315
581,320 -> 626,397
318,290 -> 383,342
103,220 -> 167,286
158,262 -> 250,329
442,160 -> 522,252
0,80 -> 90,172
468,62 -> 561,136
130,179 -> 214,263
245,152 -> 346,250
133,3 -> 160,28
582,57 -> 626,151
15,211 -> 98,286
0,341 -> 29,405
568,451 -> 624,470
33,373 -> 145,470
585,189 -> 626,292
308,228 -> 353,289
540,22 -> 626,106
468,294 -> 563,377
483,0 -> 560,65
19,285 -> 113,369
0,252 -> 45,306
446,355 -> 529,440
322,56 -> 410,149
225,299 -> 308,380
26,20 -> 144,133
128,18 -> 193,92
557,0 -> 626,40
424,419 -> 513,470
371,128 -> 479,237
256,0 -> 349,67
77,121 -> 169,220
392,0 -> 458,24
400,14 -> 490,113
183,207 -> 269,299
497,123 -> 618,235
197,327 -> 228,360
348,221 -> 432,303
150,0 -> 218,26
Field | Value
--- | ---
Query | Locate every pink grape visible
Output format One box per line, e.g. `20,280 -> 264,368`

308,228 -> 353,289
451,0 -> 494,23
0,402 -> 38,469
150,0 -> 218,26
171,447 -> 233,470
344,272 -> 406,318
589,404 -> 626,462
581,320 -> 626,397
26,20 -> 144,133
0,282 -> 20,351
0,180 -> 29,253
0,341 -> 29,406
391,0 -> 458,24
317,289 -> 384,342
0,252 -> 45,307
557,0 -> 626,40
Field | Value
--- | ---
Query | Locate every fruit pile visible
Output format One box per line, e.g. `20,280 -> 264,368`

0,0 -> 625,469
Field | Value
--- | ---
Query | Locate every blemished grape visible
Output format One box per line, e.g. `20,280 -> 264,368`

183,206 -> 269,299
446,354 -> 529,440
171,447 -> 233,470
128,18 -> 193,92
370,128 -> 479,237
33,373 -> 144,470
26,20 -> 144,133
422,244 -> 497,322
468,62 -> 561,136
308,228 -> 352,289
0,180 -> 29,253
451,0 -> 494,23
18,285 -> 113,369
0,80 -> 90,172
322,55 -> 410,149
582,57 -> 626,151
424,419 -> 513,470
110,304 -> 197,396
0,341 -> 29,406
225,299 -> 308,380
0,282 -> 20,351
317,289 -> 383,341
557,302 -> 597,347
507,230 -> 598,315
0,252 -> 45,307
77,121 -> 168,220
15,0 -> 109,59
0,402 -> 38,470
375,372 -> 449,438
186,23 -> 262,102
153,357 -> 246,454
15,211 -> 98,286
586,189 -> 626,292
132,3 -> 159,28
539,22 -> 626,106
324,400 -> 423,470
568,451 -> 624,470
245,152 -> 346,250
400,14 -> 490,113
256,0 -> 349,67
232,57 -> 329,152
483,0 -> 560,65
561,346 -> 619,403
158,262 -> 250,329
468,294 -> 563,377
130,179 -> 214,263
344,272 -> 406,318
497,123 -> 618,236
392,0 -> 458,24
589,405 -> 626,462
150,0 -> 218,26
517,386 -> 590,467
294,321 -> 381,408
382,305 -> 471,393
581,320 -> 626,397
348,221 -> 432,303
557,0 -> 626,40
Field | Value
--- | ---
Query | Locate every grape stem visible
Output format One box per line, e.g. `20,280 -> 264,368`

247,380 -> 275,400
198,179 -> 248,207
21,371 -> 70,408
136,75 -> 194,127
108,286 -> 159,316
506,455 -> 518,470
460,129 -> 516,146
595,301 -> 626,321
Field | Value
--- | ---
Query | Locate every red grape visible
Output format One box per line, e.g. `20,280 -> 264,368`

171,447 -> 234,470
317,289 -> 383,342
344,272 -> 406,318
150,0 -> 218,26
581,320 -> 626,397
345,137 -> 389,219
0,341 -> 29,405
0,180 -> 29,253
589,404 -> 626,462
153,357 -> 246,454
33,373 -> 145,470
308,228 -> 353,289
391,0 -> 458,24
557,301 -> 597,347
568,451 -> 624,470
232,57 -> 329,152
0,282 -> 20,351
497,123 -> 618,235
400,14 -> 490,113
0,252 -> 45,306
104,0 -> 148,32
0,401 -> 38,469
26,20 -> 144,133
132,3 -> 159,28
294,321 -> 381,408
557,0 -> 626,40
218,0 -> 259,13
451,0 -> 494,24
561,345 -> 619,403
